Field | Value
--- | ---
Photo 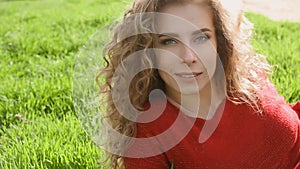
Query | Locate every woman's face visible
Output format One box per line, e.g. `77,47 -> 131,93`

155,2 -> 218,101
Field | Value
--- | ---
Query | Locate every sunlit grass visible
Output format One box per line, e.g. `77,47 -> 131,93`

246,13 -> 300,103
0,114 -> 102,169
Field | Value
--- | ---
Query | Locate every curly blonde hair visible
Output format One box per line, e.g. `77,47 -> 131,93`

97,0 -> 270,168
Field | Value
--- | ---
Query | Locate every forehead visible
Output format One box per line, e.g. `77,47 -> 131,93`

156,2 -> 214,33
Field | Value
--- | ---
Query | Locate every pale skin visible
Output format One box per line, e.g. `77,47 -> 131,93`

155,2 -> 223,119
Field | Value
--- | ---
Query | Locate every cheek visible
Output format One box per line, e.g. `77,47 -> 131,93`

195,44 -> 218,74
155,52 -> 173,83
155,55 -> 167,68
155,50 -> 180,70
158,70 -> 179,90
204,54 -> 217,77
156,59 -> 174,83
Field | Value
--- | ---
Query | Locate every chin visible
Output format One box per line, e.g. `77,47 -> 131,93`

180,84 -> 211,96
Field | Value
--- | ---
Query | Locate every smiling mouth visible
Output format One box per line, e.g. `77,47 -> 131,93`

175,72 -> 203,78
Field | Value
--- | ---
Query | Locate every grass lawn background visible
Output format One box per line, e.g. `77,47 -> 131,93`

0,0 -> 299,168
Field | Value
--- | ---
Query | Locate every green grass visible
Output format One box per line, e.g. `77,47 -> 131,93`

0,1 -> 299,168
246,13 -> 300,103
0,114 -> 101,169
0,0 -> 129,168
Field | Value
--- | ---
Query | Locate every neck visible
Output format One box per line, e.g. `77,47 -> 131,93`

166,82 -> 224,119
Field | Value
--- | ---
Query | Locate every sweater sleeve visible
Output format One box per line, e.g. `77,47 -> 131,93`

258,81 -> 300,167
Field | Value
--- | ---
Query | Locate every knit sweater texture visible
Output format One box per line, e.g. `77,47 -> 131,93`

124,81 -> 300,168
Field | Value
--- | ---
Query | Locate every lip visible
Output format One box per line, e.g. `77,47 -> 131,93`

175,72 -> 203,78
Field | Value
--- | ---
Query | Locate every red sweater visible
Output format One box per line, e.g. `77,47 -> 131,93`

124,82 -> 300,169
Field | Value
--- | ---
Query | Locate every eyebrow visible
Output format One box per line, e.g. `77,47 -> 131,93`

158,28 -> 213,38
192,28 -> 212,36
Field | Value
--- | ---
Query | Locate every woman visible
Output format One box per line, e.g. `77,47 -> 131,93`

97,0 -> 300,168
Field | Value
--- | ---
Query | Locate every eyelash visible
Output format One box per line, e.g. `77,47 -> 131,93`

160,38 -> 177,45
159,34 -> 210,45
195,34 -> 210,42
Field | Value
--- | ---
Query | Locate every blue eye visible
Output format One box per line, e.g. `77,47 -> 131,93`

194,34 -> 210,43
160,39 -> 177,45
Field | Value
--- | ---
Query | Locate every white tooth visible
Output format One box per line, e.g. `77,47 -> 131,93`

181,74 -> 196,78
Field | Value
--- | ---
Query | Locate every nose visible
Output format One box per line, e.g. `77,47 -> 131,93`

181,45 -> 197,65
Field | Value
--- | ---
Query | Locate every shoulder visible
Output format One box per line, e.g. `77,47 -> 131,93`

218,78 -> 299,147
252,79 -> 299,149
258,79 -> 299,124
